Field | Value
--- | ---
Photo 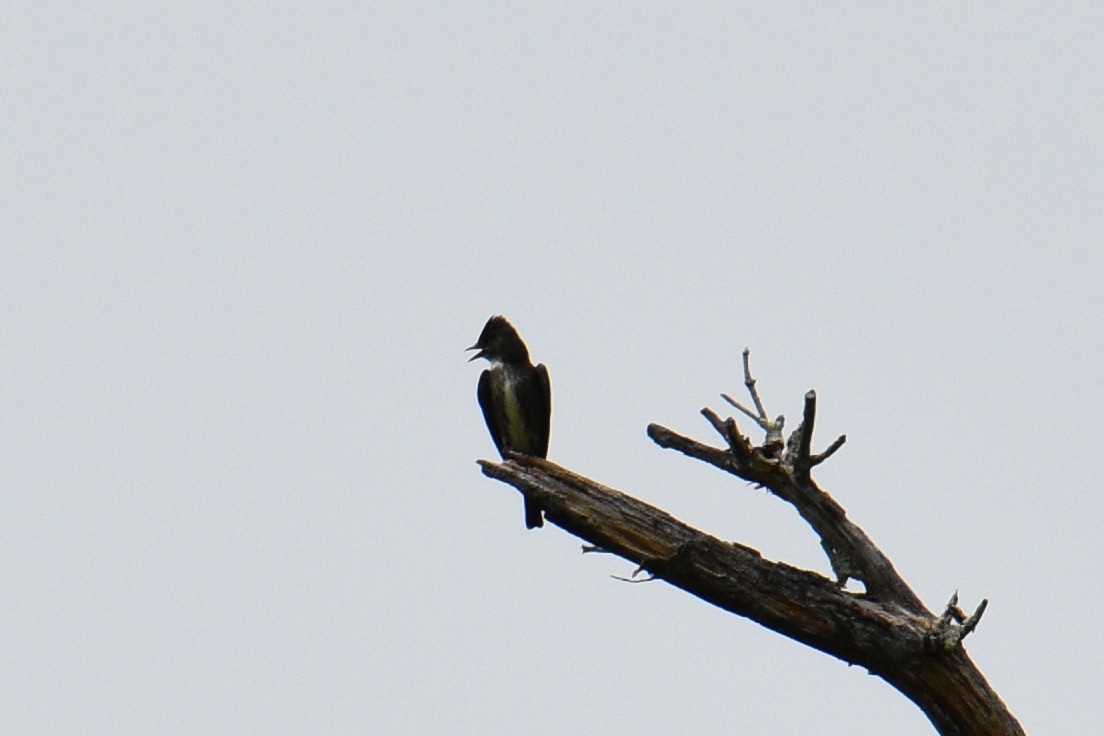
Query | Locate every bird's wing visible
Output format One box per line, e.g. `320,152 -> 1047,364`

477,369 -> 505,456
533,363 -> 552,457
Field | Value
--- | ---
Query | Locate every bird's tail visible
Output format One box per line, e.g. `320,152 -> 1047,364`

524,496 -> 543,530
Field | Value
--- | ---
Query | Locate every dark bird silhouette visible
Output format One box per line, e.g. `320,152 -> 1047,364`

467,315 -> 551,529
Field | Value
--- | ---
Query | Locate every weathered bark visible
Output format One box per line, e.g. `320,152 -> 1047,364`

477,355 -> 1024,735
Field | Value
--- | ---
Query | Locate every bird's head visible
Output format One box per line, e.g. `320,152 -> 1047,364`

467,315 -> 530,364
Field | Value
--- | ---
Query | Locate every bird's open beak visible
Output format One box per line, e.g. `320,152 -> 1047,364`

466,344 -> 483,362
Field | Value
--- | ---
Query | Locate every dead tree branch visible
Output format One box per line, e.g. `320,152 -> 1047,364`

476,351 -> 1023,736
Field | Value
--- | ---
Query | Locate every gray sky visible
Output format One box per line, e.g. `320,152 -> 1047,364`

4,4 -> 1101,734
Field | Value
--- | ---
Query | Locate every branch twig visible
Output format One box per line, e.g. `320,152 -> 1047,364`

930,591 -> 989,651
651,350 -> 921,609
721,348 -> 784,452
790,390 -> 818,478
812,434 -> 847,466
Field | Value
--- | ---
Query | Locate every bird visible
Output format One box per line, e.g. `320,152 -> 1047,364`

467,315 -> 551,529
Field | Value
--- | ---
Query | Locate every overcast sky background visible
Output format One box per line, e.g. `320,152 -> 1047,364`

3,4 -> 1101,734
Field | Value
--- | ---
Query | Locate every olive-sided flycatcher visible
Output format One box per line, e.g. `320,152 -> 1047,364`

467,315 -> 551,529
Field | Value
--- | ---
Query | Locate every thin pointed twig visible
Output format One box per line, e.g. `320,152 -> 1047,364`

611,563 -> 656,583
721,349 -> 784,446
944,591 -> 961,621
946,590 -> 967,623
743,347 -> 768,419
721,393 -> 765,426
811,435 -> 847,466
701,407 -> 730,441
961,599 -> 989,637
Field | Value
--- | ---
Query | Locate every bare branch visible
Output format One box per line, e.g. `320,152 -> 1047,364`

478,454 -> 924,662
961,599 -> 989,638
790,389 -> 818,478
812,434 -> 847,466
721,392 -> 763,425
720,348 -> 784,449
648,420 -> 925,611
930,592 -> 990,651
742,347 -> 768,420
701,406 -> 730,441
477,454 -> 1024,736
700,407 -> 753,462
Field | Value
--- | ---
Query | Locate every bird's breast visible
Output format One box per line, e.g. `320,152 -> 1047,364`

493,364 -> 538,453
